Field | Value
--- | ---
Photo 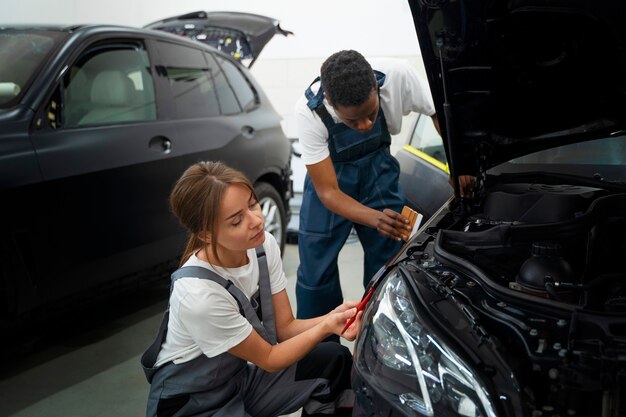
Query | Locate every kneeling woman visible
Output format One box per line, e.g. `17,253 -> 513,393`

142,161 -> 362,417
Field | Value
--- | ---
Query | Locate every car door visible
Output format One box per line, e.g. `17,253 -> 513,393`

151,40 -> 282,187
396,113 -> 452,221
25,37 -> 184,304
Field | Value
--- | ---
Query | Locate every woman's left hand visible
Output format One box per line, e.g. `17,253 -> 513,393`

331,300 -> 363,342
323,301 -> 362,341
330,300 -> 360,315
340,310 -> 363,342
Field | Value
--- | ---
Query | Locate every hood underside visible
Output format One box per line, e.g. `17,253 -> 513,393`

144,11 -> 292,66
408,0 -> 626,173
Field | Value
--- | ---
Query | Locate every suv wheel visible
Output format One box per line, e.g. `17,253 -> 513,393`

255,182 -> 286,254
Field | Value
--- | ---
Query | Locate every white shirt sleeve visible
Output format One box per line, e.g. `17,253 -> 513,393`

262,232 -> 288,294
295,90 -> 331,165
175,280 -> 253,358
295,61 -> 435,161
376,59 -> 437,135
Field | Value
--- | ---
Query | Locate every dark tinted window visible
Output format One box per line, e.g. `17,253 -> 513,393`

62,44 -> 156,128
157,42 -> 219,118
205,52 -> 240,115
216,56 -> 257,111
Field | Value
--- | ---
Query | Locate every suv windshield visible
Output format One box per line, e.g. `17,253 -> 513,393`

0,30 -> 66,107
491,135 -> 626,183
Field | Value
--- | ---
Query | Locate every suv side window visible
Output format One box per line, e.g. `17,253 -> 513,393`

204,52 -> 240,115
409,114 -> 447,164
215,56 -> 258,112
62,43 -> 156,128
157,41 -> 219,118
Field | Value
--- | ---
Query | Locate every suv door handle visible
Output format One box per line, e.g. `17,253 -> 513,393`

241,126 -> 255,139
149,136 -> 172,154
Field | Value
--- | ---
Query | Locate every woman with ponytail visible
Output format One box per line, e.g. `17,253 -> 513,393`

141,161 -> 360,417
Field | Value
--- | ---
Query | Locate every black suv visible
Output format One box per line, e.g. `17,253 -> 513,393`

0,25 -> 291,330
353,1 -> 626,416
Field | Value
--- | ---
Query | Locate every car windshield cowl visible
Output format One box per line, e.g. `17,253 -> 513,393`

0,29 -> 67,108
488,135 -> 626,184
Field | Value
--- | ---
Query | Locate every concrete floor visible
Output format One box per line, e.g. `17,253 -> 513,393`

0,241 -> 365,417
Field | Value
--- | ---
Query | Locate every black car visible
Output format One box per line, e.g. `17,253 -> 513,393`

353,1 -> 626,416
146,10 -> 297,239
0,24 -> 291,330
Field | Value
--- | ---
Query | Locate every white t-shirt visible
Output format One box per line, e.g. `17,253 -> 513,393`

155,232 -> 287,366
295,59 -> 436,166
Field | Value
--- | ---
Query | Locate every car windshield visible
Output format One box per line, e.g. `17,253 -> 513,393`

0,30 -> 66,107
491,135 -> 626,183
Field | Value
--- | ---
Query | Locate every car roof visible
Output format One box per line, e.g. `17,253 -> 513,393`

0,24 -> 227,49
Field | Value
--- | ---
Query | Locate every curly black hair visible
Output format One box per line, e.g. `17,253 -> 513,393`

320,50 -> 376,108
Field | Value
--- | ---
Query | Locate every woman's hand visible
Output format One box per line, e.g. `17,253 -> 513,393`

323,308 -> 357,337
340,310 -> 363,342
325,300 -> 364,341
330,300 -> 360,314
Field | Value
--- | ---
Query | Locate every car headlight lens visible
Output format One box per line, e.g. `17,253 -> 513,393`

355,271 -> 497,417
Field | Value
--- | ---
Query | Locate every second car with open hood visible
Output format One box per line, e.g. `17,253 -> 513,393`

352,1 -> 626,416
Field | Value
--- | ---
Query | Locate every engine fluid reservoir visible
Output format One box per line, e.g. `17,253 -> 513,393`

517,242 -> 575,293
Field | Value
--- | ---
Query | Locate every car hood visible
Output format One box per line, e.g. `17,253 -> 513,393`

144,11 -> 293,66
408,0 -> 626,176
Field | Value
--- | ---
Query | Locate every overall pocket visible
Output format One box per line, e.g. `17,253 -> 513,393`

299,175 -> 335,237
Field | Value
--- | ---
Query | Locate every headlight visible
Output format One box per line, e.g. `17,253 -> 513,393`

355,271 -> 497,417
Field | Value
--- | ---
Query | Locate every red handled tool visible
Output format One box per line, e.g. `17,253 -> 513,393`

340,261 -> 393,335
340,285 -> 375,335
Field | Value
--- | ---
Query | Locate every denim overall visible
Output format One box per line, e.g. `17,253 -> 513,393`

141,247 -> 354,417
296,71 -> 404,320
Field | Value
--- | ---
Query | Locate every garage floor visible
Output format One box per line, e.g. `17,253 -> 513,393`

0,241 -> 365,417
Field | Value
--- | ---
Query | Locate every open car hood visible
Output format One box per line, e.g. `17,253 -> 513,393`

144,11 -> 293,67
408,0 -> 626,176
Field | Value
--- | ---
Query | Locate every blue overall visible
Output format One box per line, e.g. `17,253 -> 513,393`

296,71 -> 404,320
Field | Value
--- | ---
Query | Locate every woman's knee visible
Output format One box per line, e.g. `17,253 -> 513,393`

295,342 -> 353,386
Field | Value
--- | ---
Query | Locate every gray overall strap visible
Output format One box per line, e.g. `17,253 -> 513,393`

170,246 -> 276,344
255,245 -> 277,344
172,273 -> 272,344
140,309 -> 170,383
140,245 -> 277,383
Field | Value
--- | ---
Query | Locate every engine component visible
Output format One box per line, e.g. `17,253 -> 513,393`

517,242 -> 576,300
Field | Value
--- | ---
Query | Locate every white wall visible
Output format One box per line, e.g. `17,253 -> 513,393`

4,0 -> 429,138
4,0 -> 421,59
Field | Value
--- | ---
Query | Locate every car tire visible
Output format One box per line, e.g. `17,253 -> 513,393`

255,182 -> 287,254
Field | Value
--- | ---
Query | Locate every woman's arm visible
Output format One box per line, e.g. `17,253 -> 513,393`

272,290 -> 322,341
271,290 -> 358,341
228,305 -> 361,372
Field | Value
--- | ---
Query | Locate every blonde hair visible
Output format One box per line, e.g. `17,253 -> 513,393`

169,161 -> 257,266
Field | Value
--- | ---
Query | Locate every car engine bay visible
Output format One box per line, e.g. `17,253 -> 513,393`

402,179 -> 626,416
441,182 -> 626,311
